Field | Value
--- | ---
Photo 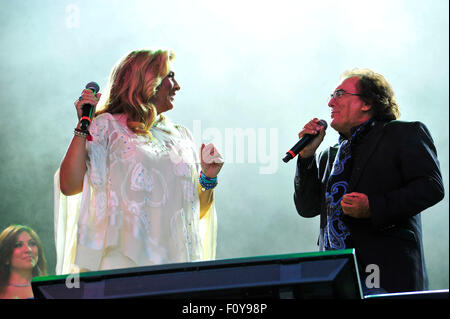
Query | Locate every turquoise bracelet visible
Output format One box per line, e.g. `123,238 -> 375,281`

199,171 -> 218,190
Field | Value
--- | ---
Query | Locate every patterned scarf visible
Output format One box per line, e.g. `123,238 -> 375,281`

323,119 -> 375,250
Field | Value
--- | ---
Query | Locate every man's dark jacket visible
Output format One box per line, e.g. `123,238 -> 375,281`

294,120 -> 444,293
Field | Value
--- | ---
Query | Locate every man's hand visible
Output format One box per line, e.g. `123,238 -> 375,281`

298,118 -> 326,158
341,192 -> 370,218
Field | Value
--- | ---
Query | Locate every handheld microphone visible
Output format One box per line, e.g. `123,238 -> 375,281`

282,119 -> 327,163
80,81 -> 100,131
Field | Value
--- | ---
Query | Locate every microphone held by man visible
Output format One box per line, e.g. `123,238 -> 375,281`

282,119 -> 327,163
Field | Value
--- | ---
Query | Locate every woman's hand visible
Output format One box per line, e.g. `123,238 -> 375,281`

200,143 -> 224,178
74,89 -> 102,125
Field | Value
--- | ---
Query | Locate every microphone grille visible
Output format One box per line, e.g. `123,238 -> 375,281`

85,81 -> 100,94
318,119 -> 328,130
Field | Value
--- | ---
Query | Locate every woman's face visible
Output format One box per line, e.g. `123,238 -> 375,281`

10,231 -> 38,272
150,71 -> 180,114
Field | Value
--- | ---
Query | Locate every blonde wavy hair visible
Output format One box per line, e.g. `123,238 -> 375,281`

96,48 -> 175,136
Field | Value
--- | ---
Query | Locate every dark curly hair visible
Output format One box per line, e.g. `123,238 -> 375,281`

341,68 -> 400,121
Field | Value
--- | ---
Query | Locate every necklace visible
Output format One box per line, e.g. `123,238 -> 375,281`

9,282 -> 31,287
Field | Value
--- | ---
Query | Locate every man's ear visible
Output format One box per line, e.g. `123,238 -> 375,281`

361,103 -> 372,112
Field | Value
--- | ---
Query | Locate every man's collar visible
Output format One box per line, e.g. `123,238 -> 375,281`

339,118 -> 376,143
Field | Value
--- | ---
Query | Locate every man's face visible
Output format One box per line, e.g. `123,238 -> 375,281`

328,77 -> 372,137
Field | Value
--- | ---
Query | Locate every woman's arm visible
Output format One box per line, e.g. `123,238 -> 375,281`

198,143 -> 223,219
59,124 -> 88,196
59,89 -> 101,196
199,185 -> 214,219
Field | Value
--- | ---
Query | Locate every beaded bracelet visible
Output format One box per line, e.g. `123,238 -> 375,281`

199,171 -> 218,190
74,128 -> 93,141
74,128 -> 89,138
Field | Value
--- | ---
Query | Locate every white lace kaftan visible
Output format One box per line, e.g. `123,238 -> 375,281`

54,113 -> 217,274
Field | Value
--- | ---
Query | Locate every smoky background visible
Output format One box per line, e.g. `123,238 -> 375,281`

0,0 -> 448,289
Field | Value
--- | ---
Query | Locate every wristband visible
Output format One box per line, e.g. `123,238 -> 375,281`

199,171 -> 218,190
74,128 -> 92,141
80,116 -> 92,123
74,128 -> 89,138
